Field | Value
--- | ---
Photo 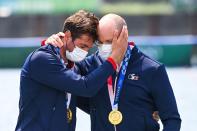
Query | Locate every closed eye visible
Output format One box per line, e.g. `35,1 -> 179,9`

105,40 -> 112,43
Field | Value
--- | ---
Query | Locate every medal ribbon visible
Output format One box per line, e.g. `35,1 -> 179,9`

66,93 -> 72,109
107,76 -> 115,108
107,45 -> 133,110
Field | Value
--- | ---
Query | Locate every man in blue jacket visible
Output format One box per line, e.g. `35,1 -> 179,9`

15,10 -> 128,131
48,13 -> 181,131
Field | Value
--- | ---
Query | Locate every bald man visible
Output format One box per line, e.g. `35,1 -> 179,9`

46,14 -> 181,131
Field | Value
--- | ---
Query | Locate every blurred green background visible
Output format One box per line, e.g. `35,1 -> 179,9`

0,0 -> 197,67
0,0 -> 197,15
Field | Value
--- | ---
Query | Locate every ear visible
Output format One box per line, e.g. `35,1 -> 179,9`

64,30 -> 71,41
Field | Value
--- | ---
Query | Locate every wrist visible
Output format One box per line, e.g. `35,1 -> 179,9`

41,39 -> 46,46
107,57 -> 117,71
109,53 -> 119,64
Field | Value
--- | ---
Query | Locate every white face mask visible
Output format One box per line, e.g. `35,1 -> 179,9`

66,46 -> 88,62
98,43 -> 112,60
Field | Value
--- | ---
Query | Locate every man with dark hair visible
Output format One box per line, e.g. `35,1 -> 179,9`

48,13 -> 181,131
15,10 -> 128,131
62,10 -> 98,41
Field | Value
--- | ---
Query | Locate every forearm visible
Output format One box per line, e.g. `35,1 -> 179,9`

71,60 -> 115,97
30,50 -> 116,97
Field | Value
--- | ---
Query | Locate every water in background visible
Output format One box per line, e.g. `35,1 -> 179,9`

0,68 -> 197,131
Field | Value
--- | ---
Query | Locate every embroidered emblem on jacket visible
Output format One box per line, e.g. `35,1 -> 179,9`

128,74 -> 139,80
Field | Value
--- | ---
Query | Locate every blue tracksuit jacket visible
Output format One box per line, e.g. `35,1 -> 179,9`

15,45 -> 116,131
76,45 -> 181,131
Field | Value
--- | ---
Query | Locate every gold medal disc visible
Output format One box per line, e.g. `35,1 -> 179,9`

67,108 -> 72,123
108,110 -> 123,125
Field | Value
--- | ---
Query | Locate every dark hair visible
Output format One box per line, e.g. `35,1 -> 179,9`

62,10 -> 99,42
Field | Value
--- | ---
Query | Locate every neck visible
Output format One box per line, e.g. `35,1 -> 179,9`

60,46 -> 68,64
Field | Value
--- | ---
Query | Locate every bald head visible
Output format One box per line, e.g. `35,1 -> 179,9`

100,14 -> 127,35
98,13 -> 127,44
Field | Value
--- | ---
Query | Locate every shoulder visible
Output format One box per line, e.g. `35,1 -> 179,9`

30,45 -> 58,64
27,45 -> 63,74
140,50 -> 164,71
144,55 -> 162,67
21,46 -> 51,71
135,49 -> 166,78
135,50 -> 169,86
131,46 -> 163,72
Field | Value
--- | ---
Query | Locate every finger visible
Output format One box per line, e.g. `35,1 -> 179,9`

122,27 -> 128,47
118,26 -> 126,41
45,37 -> 53,44
57,32 -> 65,37
122,26 -> 128,40
53,34 -> 60,40
112,30 -> 118,52
54,35 -> 64,48
53,34 -> 62,42
50,37 -> 59,47
48,34 -> 56,43
112,30 -> 118,43
52,34 -> 63,44
124,26 -> 128,39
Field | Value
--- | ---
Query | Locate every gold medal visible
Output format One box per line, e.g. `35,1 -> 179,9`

67,108 -> 72,123
108,110 -> 123,125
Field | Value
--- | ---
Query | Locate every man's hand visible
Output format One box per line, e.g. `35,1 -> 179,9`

110,26 -> 128,65
152,111 -> 160,122
45,32 -> 65,48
